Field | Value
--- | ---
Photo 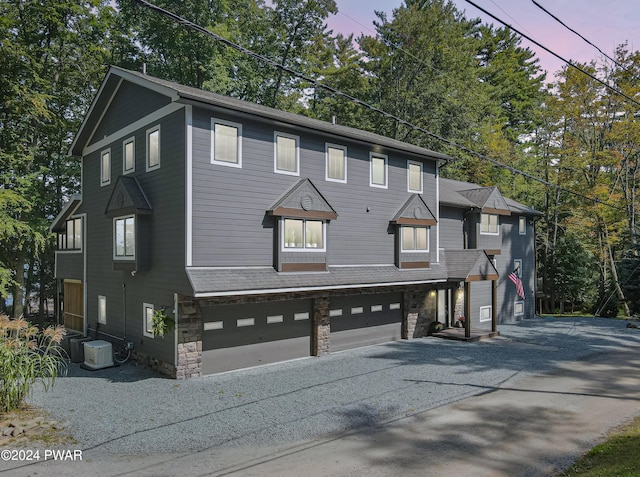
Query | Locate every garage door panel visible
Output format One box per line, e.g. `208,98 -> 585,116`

203,315 -> 310,350
329,293 -> 402,351
202,336 -> 309,374
331,323 -> 401,353
201,299 -> 311,374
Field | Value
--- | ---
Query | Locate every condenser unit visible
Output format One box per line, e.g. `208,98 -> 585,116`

83,340 -> 114,370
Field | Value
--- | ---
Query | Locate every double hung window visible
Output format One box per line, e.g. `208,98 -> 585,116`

370,153 -> 388,188
212,119 -> 242,167
326,144 -> 347,182
274,132 -> 299,175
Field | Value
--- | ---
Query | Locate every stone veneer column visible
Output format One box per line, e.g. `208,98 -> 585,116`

403,289 -> 420,339
312,296 -> 330,356
176,299 -> 202,379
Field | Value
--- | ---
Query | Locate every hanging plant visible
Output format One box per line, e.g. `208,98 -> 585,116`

152,308 -> 175,337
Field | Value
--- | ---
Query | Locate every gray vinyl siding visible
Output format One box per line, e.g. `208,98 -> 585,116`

472,213 -> 502,251
190,108 -> 439,267
76,108 -> 188,363
89,81 -> 171,146
55,251 -> 83,280
439,206 -> 465,249
469,280 -> 493,327
496,214 -> 536,321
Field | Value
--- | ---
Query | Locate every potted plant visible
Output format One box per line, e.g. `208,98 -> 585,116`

152,308 -> 175,337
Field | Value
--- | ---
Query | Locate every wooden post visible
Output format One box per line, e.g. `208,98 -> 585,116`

492,278 -> 498,333
464,281 -> 471,339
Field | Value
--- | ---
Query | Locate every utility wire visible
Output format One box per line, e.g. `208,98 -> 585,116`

132,0 -> 630,214
463,0 -> 640,108
531,0 -> 627,72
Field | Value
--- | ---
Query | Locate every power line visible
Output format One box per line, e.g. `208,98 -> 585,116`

463,0 -> 640,108
132,0 -> 630,215
531,0 -> 626,71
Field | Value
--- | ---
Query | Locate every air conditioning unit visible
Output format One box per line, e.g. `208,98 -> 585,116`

83,340 -> 114,370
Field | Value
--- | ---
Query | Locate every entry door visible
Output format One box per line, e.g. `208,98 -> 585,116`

63,280 -> 84,332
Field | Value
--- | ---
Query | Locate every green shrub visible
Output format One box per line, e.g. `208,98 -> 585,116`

0,314 -> 68,413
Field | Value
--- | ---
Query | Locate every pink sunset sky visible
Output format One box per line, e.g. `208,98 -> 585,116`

326,0 -> 639,80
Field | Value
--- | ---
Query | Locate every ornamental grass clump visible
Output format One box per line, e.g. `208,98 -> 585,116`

0,314 -> 68,413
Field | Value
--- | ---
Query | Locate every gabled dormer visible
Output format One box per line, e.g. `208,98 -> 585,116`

268,178 -> 337,272
390,195 -> 437,269
457,186 -> 510,255
105,176 -> 153,272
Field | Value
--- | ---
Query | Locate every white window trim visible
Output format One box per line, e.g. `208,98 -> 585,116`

146,125 -> 161,172
400,225 -> 430,253
479,305 -> 492,322
211,118 -> 243,168
325,143 -> 347,183
143,303 -> 154,338
369,152 -> 388,189
514,259 -> 522,277
274,131 -> 300,176
123,136 -> 136,175
480,213 -> 500,235
98,295 -> 107,325
407,160 -> 423,194
100,148 -> 111,186
113,215 -> 136,260
519,216 -> 527,235
514,301 -> 524,316
281,218 -> 327,252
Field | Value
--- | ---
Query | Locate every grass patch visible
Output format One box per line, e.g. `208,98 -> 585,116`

0,405 -> 76,447
558,415 -> 640,476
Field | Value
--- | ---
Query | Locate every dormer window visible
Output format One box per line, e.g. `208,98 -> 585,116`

480,213 -> 499,235
283,219 -> 325,250
391,195 -> 436,269
268,178 -> 337,272
401,226 -> 429,252
114,215 -> 135,259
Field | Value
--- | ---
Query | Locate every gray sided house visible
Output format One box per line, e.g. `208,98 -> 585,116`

51,66 -> 540,378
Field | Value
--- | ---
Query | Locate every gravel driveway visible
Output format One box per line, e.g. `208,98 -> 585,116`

21,316 -> 640,460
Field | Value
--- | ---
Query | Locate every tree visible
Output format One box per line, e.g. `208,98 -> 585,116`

0,0 -> 112,316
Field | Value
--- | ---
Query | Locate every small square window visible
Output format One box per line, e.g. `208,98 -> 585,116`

147,126 -> 160,171
274,132 -> 299,175
212,119 -> 242,167
479,305 -> 492,322
326,144 -> 347,183
370,153 -> 388,188
480,213 -> 499,234
98,295 -> 107,325
123,137 -> 135,174
514,301 -> 524,316
407,160 -> 423,193
519,216 -> 526,235
100,149 -> 111,186
143,303 -> 154,338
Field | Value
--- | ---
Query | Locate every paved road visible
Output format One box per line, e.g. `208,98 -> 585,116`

3,317 -> 640,476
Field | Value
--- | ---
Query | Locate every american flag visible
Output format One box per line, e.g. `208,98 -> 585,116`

508,270 -> 526,300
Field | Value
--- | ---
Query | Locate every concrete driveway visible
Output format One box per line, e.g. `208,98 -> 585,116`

3,316 -> 640,476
